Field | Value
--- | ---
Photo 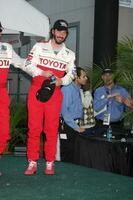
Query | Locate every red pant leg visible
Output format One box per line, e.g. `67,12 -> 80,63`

43,88 -> 63,162
0,88 -> 10,154
27,86 -> 44,161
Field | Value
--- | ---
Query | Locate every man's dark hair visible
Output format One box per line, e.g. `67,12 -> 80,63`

76,67 -> 85,77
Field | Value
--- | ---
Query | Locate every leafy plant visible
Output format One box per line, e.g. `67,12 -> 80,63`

8,101 -> 28,151
91,36 -> 133,128
116,37 -> 133,127
117,36 -> 133,72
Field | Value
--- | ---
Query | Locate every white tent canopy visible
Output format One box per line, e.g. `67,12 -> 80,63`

0,0 -> 50,37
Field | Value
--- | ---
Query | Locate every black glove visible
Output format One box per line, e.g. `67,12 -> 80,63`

36,76 -> 56,102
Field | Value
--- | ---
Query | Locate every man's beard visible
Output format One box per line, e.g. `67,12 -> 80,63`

53,35 -> 66,44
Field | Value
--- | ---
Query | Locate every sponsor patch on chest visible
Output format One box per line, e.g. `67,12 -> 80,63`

39,57 -> 67,71
0,59 -> 10,68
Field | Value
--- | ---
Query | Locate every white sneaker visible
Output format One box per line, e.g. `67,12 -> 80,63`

24,160 -> 37,175
44,161 -> 55,175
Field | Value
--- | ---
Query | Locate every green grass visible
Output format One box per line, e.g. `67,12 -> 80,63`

0,155 -> 133,200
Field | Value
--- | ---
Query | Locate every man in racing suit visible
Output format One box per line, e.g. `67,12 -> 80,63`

24,19 -> 76,175
0,22 -> 50,176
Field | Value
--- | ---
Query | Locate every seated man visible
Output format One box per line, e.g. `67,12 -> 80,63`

60,67 -> 87,161
61,67 -> 87,133
93,68 -> 132,135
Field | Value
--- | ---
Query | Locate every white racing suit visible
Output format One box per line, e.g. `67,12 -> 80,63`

24,40 -> 76,162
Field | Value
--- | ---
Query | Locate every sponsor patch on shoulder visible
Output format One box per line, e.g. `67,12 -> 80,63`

25,60 -> 31,67
0,45 -> 7,51
27,54 -> 33,61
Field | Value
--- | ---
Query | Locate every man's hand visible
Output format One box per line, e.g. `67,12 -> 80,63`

41,70 -> 53,78
107,93 -> 124,103
114,95 -> 124,103
55,78 -> 62,86
122,97 -> 133,108
107,93 -> 133,106
107,93 -> 120,99
77,127 -> 85,133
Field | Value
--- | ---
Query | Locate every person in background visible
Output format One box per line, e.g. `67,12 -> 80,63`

93,68 -> 132,135
24,19 -> 76,175
0,22 -> 46,176
61,70 -> 96,134
80,76 -> 96,130
61,67 -> 87,133
61,67 -> 87,161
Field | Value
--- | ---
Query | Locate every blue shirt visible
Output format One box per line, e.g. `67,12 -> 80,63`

61,82 -> 83,130
93,85 -> 130,122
